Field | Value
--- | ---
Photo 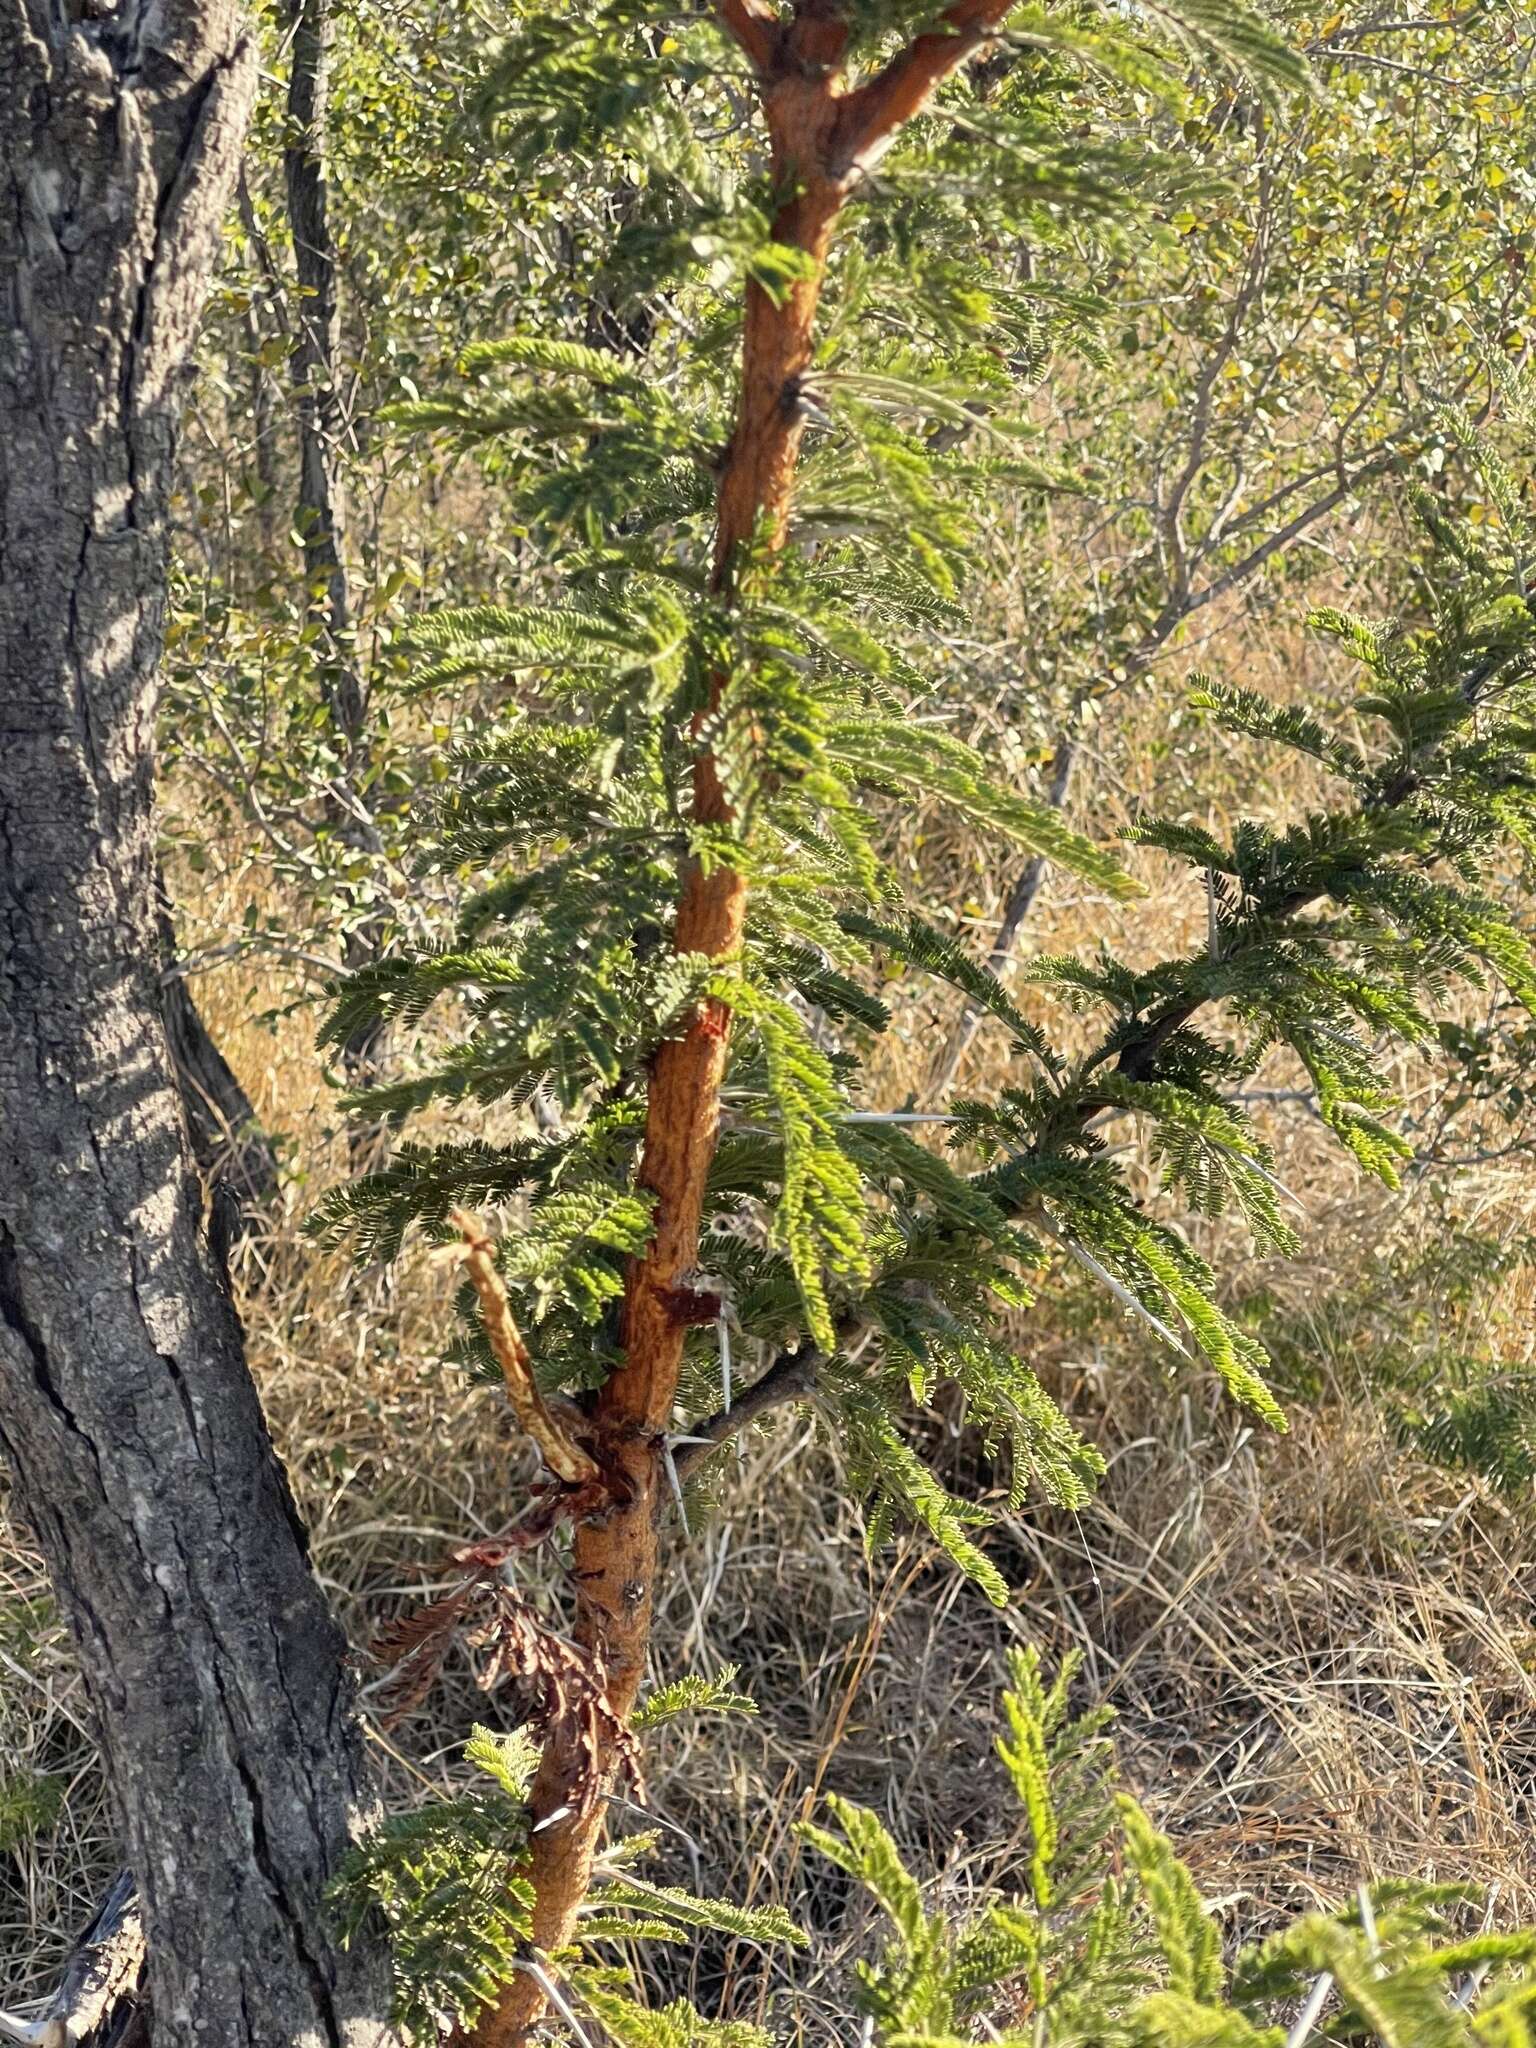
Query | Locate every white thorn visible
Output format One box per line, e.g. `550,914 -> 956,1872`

1044,1223 -> 1190,1358
1284,1971 -> 1334,2048
716,1313 -> 732,1416
511,1958 -> 594,2048
1214,1140 -> 1309,1215
660,1439 -> 690,1536
841,1111 -> 959,1124
1357,1883 -> 1379,1956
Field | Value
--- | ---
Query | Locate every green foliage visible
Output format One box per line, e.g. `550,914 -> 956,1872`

319,0 -> 1536,1604
319,0 -> 1268,1599
586,1880 -> 802,1951
0,1768 -> 65,1854
1257,1208 -> 1536,1499
573,1986 -> 771,2048
731,981 -> 874,1350
332,1725 -> 539,2041
834,1377 -> 1013,1608
140,5 -> 1536,2038
334,1721 -> 800,2043
1406,1368 -> 1536,1498
1117,1798 -> 1223,2005
946,454 -> 1536,1442
807,1651 -> 1536,2046
631,1666 -> 757,1731
971,3 -> 1536,804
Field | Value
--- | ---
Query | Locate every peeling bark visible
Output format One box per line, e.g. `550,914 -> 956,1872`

0,4 -> 392,2041
0,1868 -> 150,2046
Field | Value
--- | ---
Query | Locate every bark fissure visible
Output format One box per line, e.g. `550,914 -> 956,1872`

0,1228 -> 77,1431
227,1703 -> 348,2048
0,4 -> 393,2040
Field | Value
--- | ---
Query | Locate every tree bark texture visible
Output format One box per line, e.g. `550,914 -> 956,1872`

0,6 -> 393,2042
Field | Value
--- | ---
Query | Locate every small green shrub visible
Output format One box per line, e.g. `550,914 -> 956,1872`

338,1646 -> 1536,2044
807,1646 -> 1536,2047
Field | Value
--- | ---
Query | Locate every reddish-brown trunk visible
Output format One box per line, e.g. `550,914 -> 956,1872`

470,109 -> 843,2048
468,8 -> 1015,2039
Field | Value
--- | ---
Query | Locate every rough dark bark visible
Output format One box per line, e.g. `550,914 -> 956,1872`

0,6 -> 393,2043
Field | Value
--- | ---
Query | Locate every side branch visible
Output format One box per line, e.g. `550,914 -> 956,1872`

449,1211 -> 600,1487
715,0 -> 782,75
833,0 -> 1016,174
674,1345 -> 822,1480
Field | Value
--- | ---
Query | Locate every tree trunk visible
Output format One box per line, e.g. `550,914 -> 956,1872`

470,7 -> 1016,2041
284,0 -> 364,750
0,6 -> 392,2043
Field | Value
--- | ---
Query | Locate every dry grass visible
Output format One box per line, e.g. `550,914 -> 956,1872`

4,604 -> 1536,2033
6,1017 -> 1534,2031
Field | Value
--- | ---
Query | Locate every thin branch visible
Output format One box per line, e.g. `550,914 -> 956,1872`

1309,6 -> 1490,46
928,734 -> 1079,1096
1180,451 -> 1403,624
714,0 -> 781,75
1158,135 -> 1278,607
933,418 -> 1419,1099
1321,48 -> 1459,82
1092,641 -> 1505,1098
673,1347 -> 822,1479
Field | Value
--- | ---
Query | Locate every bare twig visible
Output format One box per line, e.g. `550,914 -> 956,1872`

673,1347 -> 823,1480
